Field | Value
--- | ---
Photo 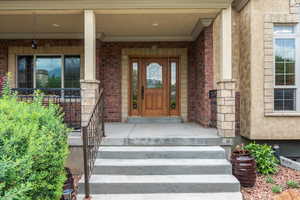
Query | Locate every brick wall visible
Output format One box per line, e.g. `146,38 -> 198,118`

0,39 -> 216,124
188,26 -> 214,127
97,41 -> 190,122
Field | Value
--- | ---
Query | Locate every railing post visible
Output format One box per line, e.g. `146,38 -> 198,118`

82,126 -> 90,199
101,93 -> 105,137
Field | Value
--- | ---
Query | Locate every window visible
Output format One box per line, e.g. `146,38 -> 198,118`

17,55 -> 80,89
273,24 -> 299,111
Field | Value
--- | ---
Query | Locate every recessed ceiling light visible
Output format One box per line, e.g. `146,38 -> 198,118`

152,23 -> 159,27
52,24 -> 60,27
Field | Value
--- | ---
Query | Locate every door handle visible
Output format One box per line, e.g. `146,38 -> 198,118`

141,86 -> 144,100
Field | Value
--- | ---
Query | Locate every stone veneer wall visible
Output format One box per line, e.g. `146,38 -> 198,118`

188,26 -> 214,127
238,2 -> 252,138
217,81 -> 236,137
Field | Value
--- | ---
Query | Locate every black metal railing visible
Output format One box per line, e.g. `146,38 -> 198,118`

11,88 -> 81,129
82,88 -> 105,198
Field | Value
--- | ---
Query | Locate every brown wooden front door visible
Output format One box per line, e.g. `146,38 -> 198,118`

129,57 -> 180,117
141,58 -> 168,116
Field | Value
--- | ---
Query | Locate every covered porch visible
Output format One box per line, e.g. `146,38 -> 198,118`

0,5 -> 236,138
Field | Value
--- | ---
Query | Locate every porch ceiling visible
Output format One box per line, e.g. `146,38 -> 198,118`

0,9 -> 220,41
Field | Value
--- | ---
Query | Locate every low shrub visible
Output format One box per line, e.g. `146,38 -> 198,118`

266,176 -> 276,184
0,86 -> 70,199
244,143 -> 279,175
272,185 -> 283,193
286,180 -> 300,189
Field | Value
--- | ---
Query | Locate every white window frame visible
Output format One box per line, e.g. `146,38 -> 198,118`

273,24 -> 300,112
16,54 -> 81,89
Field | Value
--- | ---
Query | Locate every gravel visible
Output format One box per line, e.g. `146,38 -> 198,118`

241,166 -> 300,200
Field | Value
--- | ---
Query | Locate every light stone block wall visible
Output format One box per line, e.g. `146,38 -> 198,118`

217,80 -> 236,137
121,48 -> 188,122
8,46 -> 84,88
80,80 -> 100,126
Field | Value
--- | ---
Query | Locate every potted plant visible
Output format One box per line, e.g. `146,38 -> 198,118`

231,144 -> 257,187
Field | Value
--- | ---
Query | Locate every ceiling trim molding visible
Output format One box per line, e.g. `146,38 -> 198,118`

191,18 -> 213,40
0,0 -> 232,10
0,32 -> 85,39
102,36 -> 193,42
191,19 -> 204,41
232,0 -> 249,12
0,8 -> 220,15
0,33 -> 194,41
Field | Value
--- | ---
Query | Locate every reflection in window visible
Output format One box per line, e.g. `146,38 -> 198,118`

273,25 -> 295,34
36,56 -> 62,88
64,56 -> 80,88
275,39 -> 295,86
274,89 -> 296,111
132,62 -> 139,110
146,63 -> 163,88
170,62 -> 177,110
17,56 -> 34,88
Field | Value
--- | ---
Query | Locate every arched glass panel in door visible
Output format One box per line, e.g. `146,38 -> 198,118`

146,63 -> 163,88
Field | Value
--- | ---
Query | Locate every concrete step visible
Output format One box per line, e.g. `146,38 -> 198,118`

101,137 -> 222,146
98,146 -> 226,159
78,192 -> 243,200
93,159 -> 232,175
127,117 -> 183,124
79,175 -> 240,194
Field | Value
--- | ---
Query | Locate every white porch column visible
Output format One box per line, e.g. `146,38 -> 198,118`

81,10 -> 100,126
221,6 -> 232,80
84,10 -> 96,81
217,6 -> 236,138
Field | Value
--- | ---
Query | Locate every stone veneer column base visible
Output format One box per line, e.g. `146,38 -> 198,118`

80,80 -> 100,126
217,80 -> 236,137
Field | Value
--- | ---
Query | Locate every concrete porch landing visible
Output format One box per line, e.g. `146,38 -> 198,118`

102,123 -> 221,146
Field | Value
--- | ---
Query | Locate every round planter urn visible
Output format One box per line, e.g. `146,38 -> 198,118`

231,150 -> 257,187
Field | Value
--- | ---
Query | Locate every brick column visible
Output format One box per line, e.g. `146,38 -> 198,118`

217,80 -> 236,137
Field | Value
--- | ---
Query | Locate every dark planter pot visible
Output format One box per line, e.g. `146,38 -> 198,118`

231,150 -> 257,187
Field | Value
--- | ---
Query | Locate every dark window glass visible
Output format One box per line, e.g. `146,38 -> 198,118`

17,56 -> 34,88
36,56 -> 62,88
274,89 -> 296,111
131,62 -> 139,110
275,39 -> 296,86
170,62 -> 177,110
64,56 -> 80,88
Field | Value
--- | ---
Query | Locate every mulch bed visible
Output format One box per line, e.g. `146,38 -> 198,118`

241,166 -> 300,200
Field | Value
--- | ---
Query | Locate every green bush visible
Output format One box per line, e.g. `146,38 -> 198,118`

0,89 -> 70,199
266,176 -> 276,184
272,185 -> 283,193
286,180 -> 300,189
244,143 -> 279,175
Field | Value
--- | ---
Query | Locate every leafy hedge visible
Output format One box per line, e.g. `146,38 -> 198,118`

245,143 -> 279,175
0,89 -> 70,199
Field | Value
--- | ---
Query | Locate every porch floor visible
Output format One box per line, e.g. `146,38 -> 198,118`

68,122 -> 220,146
102,122 -> 220,146
105,122 -> 218,139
